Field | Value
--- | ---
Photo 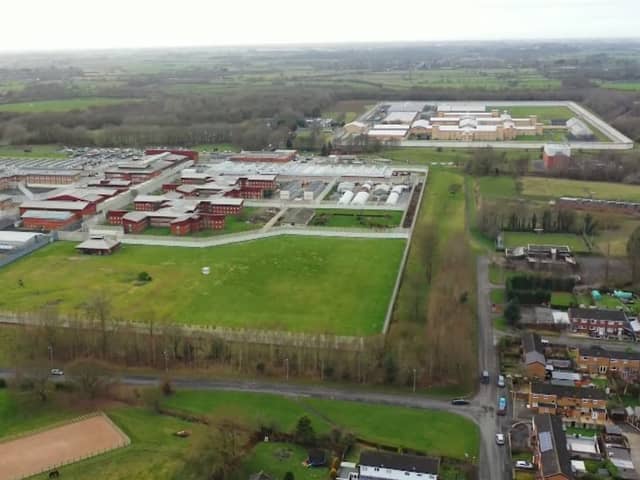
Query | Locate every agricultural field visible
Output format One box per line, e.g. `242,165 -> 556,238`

0,237 -> 405,335
594,217 -> 640,256
309,209 -> 403,228
503,232 -> 589,252
0,97 -> 136,113
521,177 -> 640,202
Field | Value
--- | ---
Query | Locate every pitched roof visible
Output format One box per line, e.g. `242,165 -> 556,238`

569,307 -> 627,323
75,236 -> 120,251
579,345 -> 640,361
531,382 -> 607,400
534,414 -> 573,479
359,451 -> 439,475
523,332 -> 546,366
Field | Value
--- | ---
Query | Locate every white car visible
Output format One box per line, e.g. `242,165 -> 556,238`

495,433 -> 505,445
50,368 -> 64,376
515,461 -> 533,469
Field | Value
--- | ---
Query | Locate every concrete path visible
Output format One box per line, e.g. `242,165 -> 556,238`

261,207 -> 287,232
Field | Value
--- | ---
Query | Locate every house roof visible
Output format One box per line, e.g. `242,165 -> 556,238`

531,382 -> 607,400
534,414 -> 573,479
75,236 -> 120,251
579,345 -> 640,361
122,211 -> 149,222
359,451 -> 439,475
523,332 -> 546,366
21,200 -> 89,211
569,307 -> 627,323
21,210 -> 74,220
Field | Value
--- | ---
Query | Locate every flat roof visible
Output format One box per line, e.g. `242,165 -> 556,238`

368,129 -> 408,137
0,231 -> 42,243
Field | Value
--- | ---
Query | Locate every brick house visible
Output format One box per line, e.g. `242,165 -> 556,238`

522,332 -> 547,379
576,346 -> 640,381
568,307 -> 629,337
532,414 -> 573,479
529,383 -> 607,425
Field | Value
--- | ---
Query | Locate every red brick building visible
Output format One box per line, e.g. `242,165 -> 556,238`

198,198 -> 244,215
133,195 -> 168,211
568,307 -> 629,337
21,210 -> 79,231
122,211 -> 150,233
543,144 -> 571,170
20,200 -> 97,217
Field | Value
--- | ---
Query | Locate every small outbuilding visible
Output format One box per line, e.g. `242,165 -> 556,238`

305,449 -> 326,467
75,235 -> 121,255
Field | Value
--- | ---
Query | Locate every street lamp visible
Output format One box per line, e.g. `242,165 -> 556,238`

285,358 -> 289,381
47,345 -> 53,366
412,368 -> 417,393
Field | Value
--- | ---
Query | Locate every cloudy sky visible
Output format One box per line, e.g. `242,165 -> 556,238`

2,0 -> 638,51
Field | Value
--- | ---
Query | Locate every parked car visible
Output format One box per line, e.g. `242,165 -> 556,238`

50,368 -> 64,376
515,461 -> 533,469
451,398 -> 470,406
497,396 -> 507,415
497,375 -> 505,388
481,370 -> 490,384
495,433 -> 505,445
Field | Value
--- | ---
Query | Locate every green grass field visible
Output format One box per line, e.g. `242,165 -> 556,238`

503,232 -> 589,252
162,390 -> 479,459
476,176 -> 518,199
0,390 -> 84,439
487,106 -> 574,123
0,97 -> 136,113
0,144 -> 67,158
521,177 -> 640,202
310,209 -> 403,228
601,81 -> 640,91
379,148 -> 472,165
236,442 -> 328,480
0,237 -> 404,335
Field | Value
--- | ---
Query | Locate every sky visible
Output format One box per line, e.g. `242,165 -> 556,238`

1,0 -> 639,52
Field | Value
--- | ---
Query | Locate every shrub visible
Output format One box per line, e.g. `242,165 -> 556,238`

0,378 -> 6,389
137,271 -> 152,282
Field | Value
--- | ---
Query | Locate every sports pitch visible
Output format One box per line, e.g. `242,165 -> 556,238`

0,237 -> 405,336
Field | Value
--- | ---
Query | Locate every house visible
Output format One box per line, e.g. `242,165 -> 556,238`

576,346 -> 640,381
523,332 -> 547,379
543,144 -> 571,170
529,383 -> 607,425
532,414 -> 573,480
306,449 -> 326,467
337,462 -> 359,480
75,235 -> 121,255
358,451 -> 439,480
568,307 -> 629,337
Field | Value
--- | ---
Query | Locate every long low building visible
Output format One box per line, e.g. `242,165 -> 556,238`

529,383 -> 608,425
577,345 -> 640,381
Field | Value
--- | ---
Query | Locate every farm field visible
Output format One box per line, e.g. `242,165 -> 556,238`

487,105 -> 574,123
323,99 -> 374,123
503,232 -> 589,252
0,97 -> 136,113
521,177 -> 640,202
162,390 -> 479,460
0,237 -> 405,335
310,209 -> 403,228
593,217 -> 640,256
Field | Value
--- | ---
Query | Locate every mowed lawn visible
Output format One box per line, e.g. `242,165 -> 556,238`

476,176 -> 518,199
0,237 -> 405,335
0,97 -> 135,113
503,232 -> 589,252
162,390 -> 479,460
522,177 -> 640,202
310,209 -> 403,228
